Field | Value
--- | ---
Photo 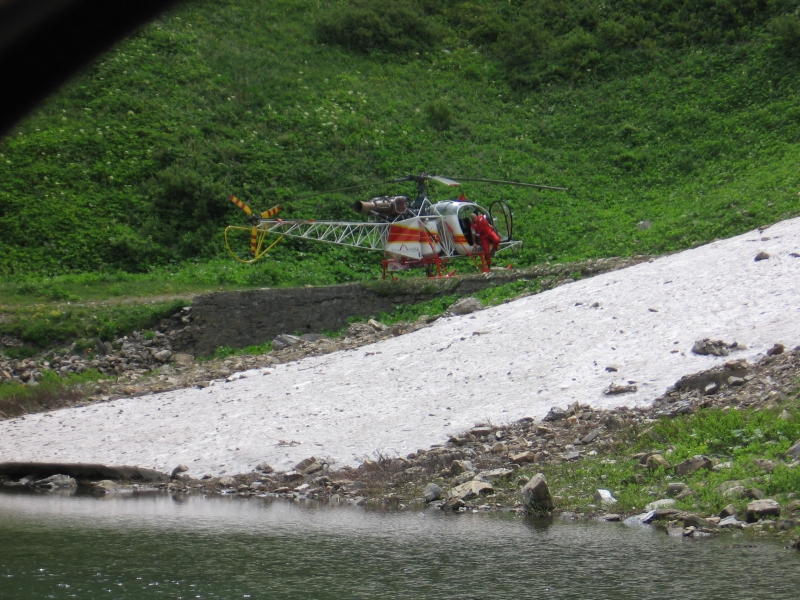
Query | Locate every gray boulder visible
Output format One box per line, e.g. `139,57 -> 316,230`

171,353 -> 194,366
646,498 -> 677,511
718,516 -> 744,528
295,456 -> 324,475
447,298 -> 483,316
474,468 -> 513,482
746,499 -> 781,522
450,459 -> 475,476
691,338 -> 735,356
522,473 -> 554,512
33,474 -> 77,489
170,464 -> 189,479
666,482 -> 687,497
423,483 -> 442,502
786,438 -> 800,460
448,480 -> 493,501
153,349 -> 173,362
272,334 -> 303,351
300,333 -> 327,342
594,489 -> 617,505
674,455 -> 713,476
91,480 -> 117,496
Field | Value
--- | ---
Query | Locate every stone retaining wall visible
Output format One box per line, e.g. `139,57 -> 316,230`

174,272 -> 525,357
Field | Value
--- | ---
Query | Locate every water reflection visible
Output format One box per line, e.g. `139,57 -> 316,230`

0,491 -> 797,599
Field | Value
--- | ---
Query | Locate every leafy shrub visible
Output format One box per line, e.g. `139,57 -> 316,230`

769,13 -> 800,52
138,166 -> 229,263
425,100 -> 455,130
316,0 -> 441,54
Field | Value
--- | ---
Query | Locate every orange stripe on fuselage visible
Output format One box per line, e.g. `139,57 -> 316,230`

388,224 -> 420,243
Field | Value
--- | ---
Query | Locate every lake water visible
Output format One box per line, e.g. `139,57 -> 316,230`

1,489 -> 798,599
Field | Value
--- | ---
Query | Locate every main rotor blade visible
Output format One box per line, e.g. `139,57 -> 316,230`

448,177 -> 569,191
428,175 -> 460,187
291,181 -> 388,201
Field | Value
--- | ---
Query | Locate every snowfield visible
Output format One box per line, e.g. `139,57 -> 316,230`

2,219 -> 800,477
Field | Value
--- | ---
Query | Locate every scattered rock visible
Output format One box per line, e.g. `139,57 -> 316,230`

604,382 -> 637,395
441,496 -> 466,511
692,338 -> 738,357
723,486 -> 745,499
594,489 -> 617,505
637,220 -> 652,230
295,457 -> 324,475
786,439 -> 800,460
719,504 -> 737,518
754,251 -> 770,261
522,473 -> 554,512
674,455 -> 713,476
581,429 -> 600,444
743,488 -> 765,500
218,476 -> 236,487
666,482 -> 687,497
256,462 -> 274,473
91,480 -> 117,496
153,349 -> 173,362
752,459 -> 776,473
509,451 -> 536,465
718,516 -> 743,529
474,468 -> 513,482
365,319 -> 386,332
448,480 -> 493,501
450,460 -> 475,475
646,453 -> 671,470
446,297 -> 484,316
766,343 -> 785,357
423,483 -> 442,502
272,334 -> 303,351
543,407 -> 567,421
646,498 -> 677,511
171,353 -> 194,367
32,474 -> 77,490
746,499 -> 781,522
170,464 -> 189,479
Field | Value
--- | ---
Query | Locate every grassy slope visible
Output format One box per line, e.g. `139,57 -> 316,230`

0,0 -> 799,286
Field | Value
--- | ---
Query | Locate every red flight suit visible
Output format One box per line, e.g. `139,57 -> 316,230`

471,214 -> 500,266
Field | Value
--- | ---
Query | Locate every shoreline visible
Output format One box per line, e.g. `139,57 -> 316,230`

3,346 -> 799,548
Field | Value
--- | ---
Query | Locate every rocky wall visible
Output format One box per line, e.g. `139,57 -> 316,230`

174,274 -> 519,357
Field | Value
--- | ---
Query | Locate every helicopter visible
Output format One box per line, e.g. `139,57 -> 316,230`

224,173 -> 568,278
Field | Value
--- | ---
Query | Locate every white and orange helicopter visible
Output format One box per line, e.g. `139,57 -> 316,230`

225,173 -> 567,278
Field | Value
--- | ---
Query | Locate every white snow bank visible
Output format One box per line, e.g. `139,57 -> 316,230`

2,219 -> 800,476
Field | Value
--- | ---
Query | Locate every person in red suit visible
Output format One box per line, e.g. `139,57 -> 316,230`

470,212 -> 500,268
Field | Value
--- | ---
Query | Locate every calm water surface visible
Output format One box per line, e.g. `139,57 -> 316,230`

1,489 -> 798,599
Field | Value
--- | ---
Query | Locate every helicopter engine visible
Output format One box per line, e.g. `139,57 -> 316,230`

353,196 -> 407,217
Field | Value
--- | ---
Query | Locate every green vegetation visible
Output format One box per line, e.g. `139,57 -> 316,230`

0,299 -> 186,348
0,369 -> 105,417
516,400 -> 800,523
211,341 -> 272,360
0,0 -> 798,285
